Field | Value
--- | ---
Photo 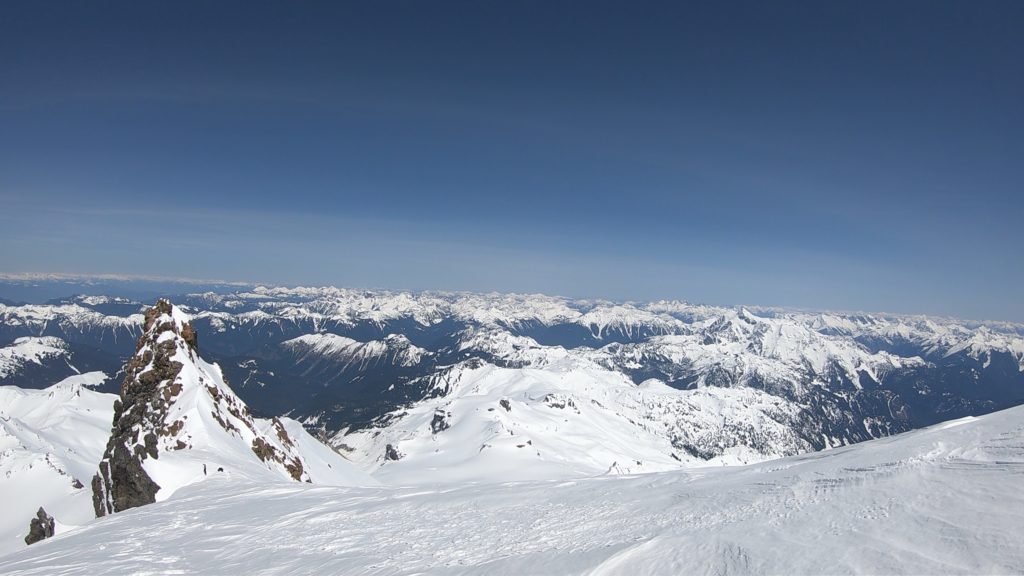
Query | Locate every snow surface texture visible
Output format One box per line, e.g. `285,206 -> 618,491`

3,403 -> 1022,575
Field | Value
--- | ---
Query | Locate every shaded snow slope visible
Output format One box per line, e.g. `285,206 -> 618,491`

3,404 -> 1021,574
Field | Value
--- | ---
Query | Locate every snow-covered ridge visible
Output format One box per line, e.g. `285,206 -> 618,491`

0,303 -> 143,345
281,333 -> 428,369
5,287 -> 1021,363
0,337 -> 71,379
68,295 -> 139,307
584,309 -> 928,390
0,299 -> 380,558
341,358 -> 811,484
456,327 -> 573,367
187,287 -> 1024,357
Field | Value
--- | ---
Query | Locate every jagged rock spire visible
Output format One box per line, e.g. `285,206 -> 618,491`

92,299 -> 188,516
92,299 -> 315,518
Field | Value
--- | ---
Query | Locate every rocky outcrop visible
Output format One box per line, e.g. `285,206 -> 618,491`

429,409 -> 451,434
92,299 -> 316,518
24,507 -> 55,545
93,300 -> 186,516
384,443 -> 403,461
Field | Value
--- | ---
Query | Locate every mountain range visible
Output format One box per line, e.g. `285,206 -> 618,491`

1,286 -> 1022,484
1,285 -> 1022,570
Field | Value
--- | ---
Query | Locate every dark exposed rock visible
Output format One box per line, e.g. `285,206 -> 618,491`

92,299 -> 188,517
93,442 -> 161,516
430,409 -> 451,434
499,398 -> 512,412
384,443 -> 403,461
24,507 -> 55,545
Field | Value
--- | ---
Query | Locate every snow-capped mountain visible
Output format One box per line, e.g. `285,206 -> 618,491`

280,333 -> 428,381
0,337 -> 73,380
0,301 -> 143,353
1,283 -> 1022,482
3,400 -> 1022,574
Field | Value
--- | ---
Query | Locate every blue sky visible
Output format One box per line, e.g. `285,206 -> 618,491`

1,1 -> 1022,321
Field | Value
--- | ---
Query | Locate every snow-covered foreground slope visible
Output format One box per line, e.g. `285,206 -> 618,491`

4,404 -> 1022,575
0,372 -> 375,558
0,373 -> 113,557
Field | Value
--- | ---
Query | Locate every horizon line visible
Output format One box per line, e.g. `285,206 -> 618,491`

1,271 -> 1021,328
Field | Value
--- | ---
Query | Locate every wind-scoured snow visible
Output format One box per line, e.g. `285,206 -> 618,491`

3,403 -> 1021,575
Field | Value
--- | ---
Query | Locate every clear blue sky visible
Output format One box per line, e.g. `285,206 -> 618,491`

1,1 -> 1022,321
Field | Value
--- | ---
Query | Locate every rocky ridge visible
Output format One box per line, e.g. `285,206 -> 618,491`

92,300 -> 317,516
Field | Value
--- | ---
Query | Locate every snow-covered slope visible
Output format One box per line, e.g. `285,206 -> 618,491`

282,333 -> 428,372
340,358 -> 810,484
91,299 -> 375,517
0,373 -> 112,557
3,403 -> 1021,574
